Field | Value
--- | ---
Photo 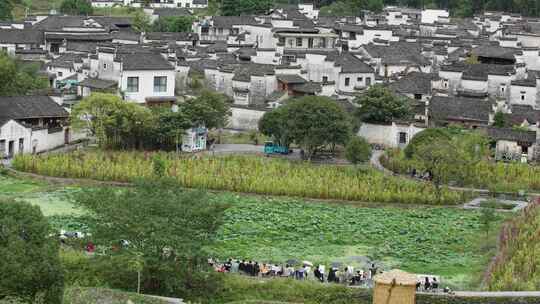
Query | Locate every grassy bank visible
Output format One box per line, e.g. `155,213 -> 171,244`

13,151 -> 463,205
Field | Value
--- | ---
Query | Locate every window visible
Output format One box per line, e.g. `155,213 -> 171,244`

296,37 -> 303,47
322,76 -> 328,83
414,94 -> 422,100
365,77 -> 371,86
127,77 -> 139,92
154,76 -> 167,92
521,91 -> 526,101
18,138 -> 24,154
177,2 -> 182,6
357,77 -> 363,82
58,71 -> 63,77
0,140 -> 5,157
399,132 -> 407,144
103,63 -> 107,69
522,145 -> 529,154
350,32 -> 356,40
345,77 -> 350,86
186,3 -> 190,7
218,28 -> 223,35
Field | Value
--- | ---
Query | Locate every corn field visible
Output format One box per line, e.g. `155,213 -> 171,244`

12,151 -> 462,205
381,149 -> 540,193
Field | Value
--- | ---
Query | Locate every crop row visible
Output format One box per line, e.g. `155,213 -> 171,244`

12,151 -> 462,205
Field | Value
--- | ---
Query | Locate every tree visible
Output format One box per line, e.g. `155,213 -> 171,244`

73,180 -> 228,300
179,90 -> 231,130
345,136 -> 372,164
133,10 -> 151,33
493,111 -> 506,128
0,53 -> 48,96
480,207 -> 497,238
59,0 -> 93,15
0,1 -> 13,21
404,128 -> 452,158
280,96 -> 352,160
258,106 -> 291,147
0,200 -> 64,303
221,0 -> 273,16
354,85 -> 411,124
153,108 -> 192,152
71,93 -> 154,148
152,16 -> 195,32
413,138 -> 463,202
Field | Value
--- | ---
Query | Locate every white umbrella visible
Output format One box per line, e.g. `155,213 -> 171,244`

302,261 -> 314,266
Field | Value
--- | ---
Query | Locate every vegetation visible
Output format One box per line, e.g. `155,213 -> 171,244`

260,96 -> 352,159
488,201 -> 540,291
320,0 -> 382,16
353,85 -> 411,124
382,129 -> 540,193
493,111 -> 506,128
132,9 -> 152,33
221,0 -> 273,16
479,199 -> 517,210
71,92 -> 230,149
72,180 -> 228,300
210,194 -> 504,288
59,0 -> 93,15
152,16 -> 195,32
0,199 -> 64,303
0,52 -> 48,96
345,136 -> 372,164
13,152 -> 463,205
65,287 -> 169,304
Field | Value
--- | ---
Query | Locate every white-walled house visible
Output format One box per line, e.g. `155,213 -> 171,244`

358,121 -> 425,148
0,96 -> 85,157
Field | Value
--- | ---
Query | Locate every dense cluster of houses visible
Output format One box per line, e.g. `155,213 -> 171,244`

1,4 -> 540,161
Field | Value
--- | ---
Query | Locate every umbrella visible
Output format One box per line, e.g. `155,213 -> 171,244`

286,259 -> 299,265
302,261 -> 313,266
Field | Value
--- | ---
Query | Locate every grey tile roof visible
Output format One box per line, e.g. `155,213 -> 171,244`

0,95 -> 68,120
0,29 -> 43,44
45,32 -> 112,41
193,0 -> 208,4
363,42 -> 430,66
388,72 -> 436,95
328,52 -> 373,73
291,81 -> 322,94
146,32 -> 198,41
504,105 -> 540,125
118,53 -> 175,71
487,127 -> 537,143
276,74 -> 307,84
472,44 -> 519,60
212,16 -> 257,29
430,96 -> 491,123
440,63 -> 515,80
223,63 -> 275,82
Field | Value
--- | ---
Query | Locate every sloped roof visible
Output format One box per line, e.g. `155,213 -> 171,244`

0,96 -> 68,120
388,72 -> 436,95
213,16 -> 257,28
504,105 -> 540,125
276,74 -> 307,84
291,81 -> 322,93
145,32 -> 198,41
440,63 -> 515,80
78,78 -> 118,89
363,42 -> 429,66
487,127 -> 537,143
472,44 -> 519,60
118,53 -> 175,71
430,96 -> 491,123
329,52 -> 373,73
0,29 -> 43,44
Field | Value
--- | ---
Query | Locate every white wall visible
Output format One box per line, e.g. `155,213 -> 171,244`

509,85 -> 537,107
121,70 -> 176,103
358,122 -> 425,148
0,120 -> 32,156
228,107 -> 266,130
421,9 -> 449,24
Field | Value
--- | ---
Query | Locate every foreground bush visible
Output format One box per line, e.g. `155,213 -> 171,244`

13,152 -> 462,205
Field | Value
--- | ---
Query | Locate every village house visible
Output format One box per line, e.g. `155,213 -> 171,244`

359,42 -> 431,78
0,96 -> 85,157
486,127 -> 538,162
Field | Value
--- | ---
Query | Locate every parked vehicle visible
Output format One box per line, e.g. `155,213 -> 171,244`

264,141 -> 290,155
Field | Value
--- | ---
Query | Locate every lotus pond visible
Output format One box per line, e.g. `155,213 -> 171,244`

1,175 -> 504,290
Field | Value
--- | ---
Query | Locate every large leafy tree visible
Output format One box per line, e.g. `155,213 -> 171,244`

73,180 -> 228,300
258,106 -> 291,147
353,85 -> 411,124
0,200 -> 64,303
0,53 -> 48,96
179,90 -> 231,130
152,16 -> 195,32
261,96 -> 352,160
59,0 -> 93,15
133,10 -> 152,33
0,1 -> 13,21
345,136 -> 372,165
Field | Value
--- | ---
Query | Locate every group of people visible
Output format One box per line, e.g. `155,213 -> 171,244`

410,168 -> 433,181
209,258 -> 380,287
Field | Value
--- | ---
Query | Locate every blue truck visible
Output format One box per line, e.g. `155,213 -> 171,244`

264,141 -> 290,154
